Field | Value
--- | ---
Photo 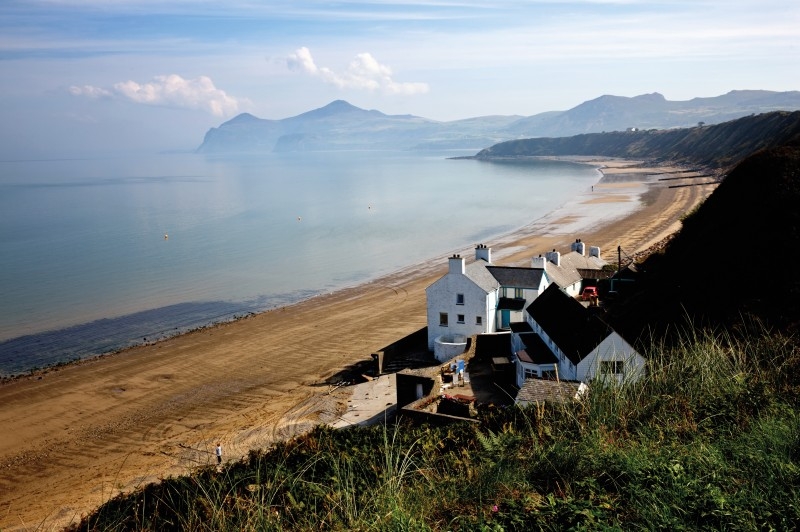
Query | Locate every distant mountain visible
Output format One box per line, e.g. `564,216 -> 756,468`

474,111 -> 800,170
198,100 -> 521,153
196,91 -> 800,153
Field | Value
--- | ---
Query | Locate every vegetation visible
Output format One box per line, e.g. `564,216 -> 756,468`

476,111 -> 800,171
70,328 -> 800,531
610,144 -> 800,347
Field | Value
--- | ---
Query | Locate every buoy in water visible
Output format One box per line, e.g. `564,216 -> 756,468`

164,233 -> 168,240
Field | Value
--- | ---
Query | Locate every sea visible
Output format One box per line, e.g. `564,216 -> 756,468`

0,150 -> 600,375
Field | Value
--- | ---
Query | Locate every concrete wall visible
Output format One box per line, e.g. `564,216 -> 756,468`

396,373 -> 437,409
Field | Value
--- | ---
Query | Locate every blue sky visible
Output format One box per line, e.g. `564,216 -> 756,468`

1,0 -> 798,157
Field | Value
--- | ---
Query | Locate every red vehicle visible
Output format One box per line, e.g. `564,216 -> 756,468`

581,286 -> 598,301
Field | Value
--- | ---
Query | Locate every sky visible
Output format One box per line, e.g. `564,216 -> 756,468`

1,0 -> 798,158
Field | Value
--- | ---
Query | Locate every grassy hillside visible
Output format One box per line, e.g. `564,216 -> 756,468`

611,143 -> 800,345
476,111 -> 800,171
69,331 -> 800,530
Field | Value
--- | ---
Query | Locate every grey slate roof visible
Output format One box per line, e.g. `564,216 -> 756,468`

543,262 -> 582,290
543,251 -> 608,290
486,266 -> 545,289
518,333 -> 558,365
526,284 -> 613,366
559,251 -> 607,272
515,379 -> 581,405
464,260 -> 501,293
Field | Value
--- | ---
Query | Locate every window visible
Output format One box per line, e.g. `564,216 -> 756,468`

439,313 -> 448,326
475,316 -> 482,326
600,361 -> 624,375
524,368 -> 538,379
501,287 -> 508,298
456,293 -> 464,305
457,314 -> 465,324
514,288 -> 524,299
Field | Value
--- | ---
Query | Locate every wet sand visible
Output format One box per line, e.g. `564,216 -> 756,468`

0,158 -> 716,530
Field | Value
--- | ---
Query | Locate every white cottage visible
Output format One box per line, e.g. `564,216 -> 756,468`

532,239 -> 606,297
521,284 -> 646,385
425,246 -> 499,361
425,245 -> 551,361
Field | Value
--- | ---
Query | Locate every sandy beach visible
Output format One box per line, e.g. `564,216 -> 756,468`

0,158 -> 715,530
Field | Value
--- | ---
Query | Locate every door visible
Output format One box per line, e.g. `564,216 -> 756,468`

501,310 -> 510,329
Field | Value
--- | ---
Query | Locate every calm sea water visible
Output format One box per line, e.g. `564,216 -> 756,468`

0,151 -> 598,375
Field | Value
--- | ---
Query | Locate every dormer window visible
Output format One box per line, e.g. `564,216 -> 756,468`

456,293 -> 464,305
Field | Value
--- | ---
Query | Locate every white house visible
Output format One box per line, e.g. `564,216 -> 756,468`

532,239 -> 607,297
425,245 -> 550,361
521,284 -> 646,385
425,246 -> 499,360
426,240 -> 612,363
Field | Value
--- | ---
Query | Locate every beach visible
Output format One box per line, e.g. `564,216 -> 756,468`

0,159 -> 714,530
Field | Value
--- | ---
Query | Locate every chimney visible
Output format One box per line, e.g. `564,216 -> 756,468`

531,255 -> 546,270
448,254 -> 465,275
589,246 -> 601,259
545,249 -> 561,267
475,243 -> 492,263
571,239 -> 585,256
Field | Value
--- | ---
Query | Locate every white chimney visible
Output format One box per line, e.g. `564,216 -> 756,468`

531,255 -> 547,270
589,246 -> 601,259
475,243 -> 492,263
545,250 -> 561,267
448,254 -> 465,275
571,239 -> 585,255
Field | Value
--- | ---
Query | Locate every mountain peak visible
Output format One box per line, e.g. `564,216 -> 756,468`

222,112 -> 260,126
296,100 -> 383,120
323,100 -> 359,111
633,92 -> 666,102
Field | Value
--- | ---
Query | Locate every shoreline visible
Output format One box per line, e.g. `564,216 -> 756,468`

0,158 -> 717,530
0,156 -> 603,379
0,156 -> 602,381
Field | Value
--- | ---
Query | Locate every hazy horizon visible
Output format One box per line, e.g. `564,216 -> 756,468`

1,1 -> 798,159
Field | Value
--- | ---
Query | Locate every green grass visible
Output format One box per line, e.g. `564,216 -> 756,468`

69,330 -> 800,531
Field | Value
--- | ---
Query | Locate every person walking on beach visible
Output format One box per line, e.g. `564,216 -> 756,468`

215,443 -> 222,465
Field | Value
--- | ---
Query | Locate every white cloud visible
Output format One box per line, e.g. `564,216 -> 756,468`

287,47 -> 429,95
68,85 -> 112,98
68,74 -> 240,116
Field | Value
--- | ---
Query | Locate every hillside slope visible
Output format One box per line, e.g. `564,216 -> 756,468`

612,142 -> 800,343
475,111 -> 800,171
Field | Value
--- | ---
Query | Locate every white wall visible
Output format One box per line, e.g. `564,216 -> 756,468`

515,360 -> 558,388
563,280 -> 581,298
426,273 -> 491,350
576,333 -> 646,384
